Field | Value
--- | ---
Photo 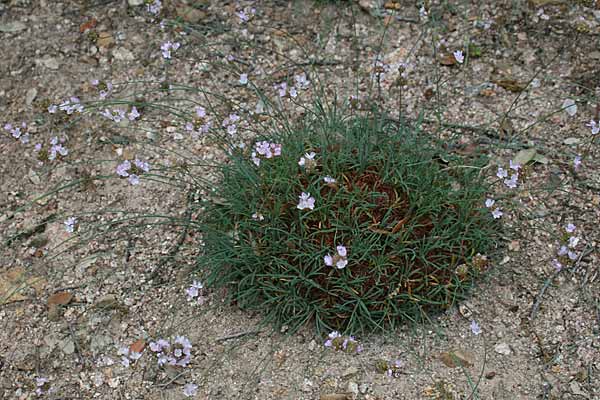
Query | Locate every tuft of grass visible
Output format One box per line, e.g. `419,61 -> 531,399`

197,104 -> 500,335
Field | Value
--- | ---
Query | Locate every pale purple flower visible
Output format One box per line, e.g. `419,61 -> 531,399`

147,0 -> 162,15
64,217 -> 77,233
324,330 -> 341,347
453,50 -> 464,64
574,155 -> 582,170
289,86 -> 298,98
587,119 -> 599,135
227,124 -> 237,135
186,280 -> 203,300
271,143 -> 282,156
161,41 -> 180,59
129,351 -> 142,361
504,173 -> 518,189
128,106 -> 140,121
298,152 -> 316,167
48,104 -> 57,113
470,320 -> 481,335
566,223 -> 576,233
121,357 -> 130,368
294,73 -> 310,89
195,106 -> 206,118
558,245 -> 568,256
34,143 -> 42,152
323,176 -> 336,184
128,174 -> 140,185
252,212 -> 264,221
485,198 -> 495,208
276,82 -> 287,97
509,160 -> 521,171
567,251 -> 578,261
237,10 -> 249,23
496,167 -> 508,179
116,160 -> 131,177
492,208 -> 503,219
49,142 -> 68,160
568,236 -> 580,248
239,73 -> 248,85
251,152 -> 261,166
183,383 -> 198,397
297,192 -> 315,210
134,158 -> 150,173
59,97 -> 84,114
552,259 -> 563,271
100,108 -> 126,123
325,245 -> 348,269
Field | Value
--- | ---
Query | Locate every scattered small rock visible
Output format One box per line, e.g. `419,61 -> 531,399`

494,342 -> 512,355
25,88 -> 37,106
97,32 -> 115,49
347,381 -> 359,398
128,0 -> 144,6
0,21 -> 27,33
41,57 -> 60,70
112,47 -> 135,61
440,349 -> 475,368
342,366 -> 359,378
176,5 -> 207,24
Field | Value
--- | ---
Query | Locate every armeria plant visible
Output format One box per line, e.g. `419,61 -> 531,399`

198,100 -> 500,334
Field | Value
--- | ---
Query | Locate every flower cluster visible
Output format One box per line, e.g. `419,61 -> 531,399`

496,160 -> 521,189
324,331 -> 362,353
118,345 -> 143,368
116,158 -> 151,185
275,73 -> 310,99
161,41 -> 180,59
54,97 -> 84,115
64,217 -> 77,233
552,223 -> 581,271
324,245 -> 348,269
146,0 -> 162,15
296,192 -> 315,210
3,122 -> 29,144
222,113 -> 240,136
236,7 -> 256,23
587,119 -> 599,135
250,140 -> 282,166
34,376 -> 50,396
100,107 -> 139,123
32,136 -> 69,164
91,79 -> 113,99
185,280 -> 205,304
149,336 -> 192,367
184,106 -> 211,138
372,56 -> 390,81
485,198 -> 503,219
298,151 -> 316,171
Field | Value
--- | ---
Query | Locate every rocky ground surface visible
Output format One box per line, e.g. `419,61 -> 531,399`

1,0 -> 600,399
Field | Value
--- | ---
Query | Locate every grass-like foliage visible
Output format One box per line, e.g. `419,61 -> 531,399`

198,104 -> 500,334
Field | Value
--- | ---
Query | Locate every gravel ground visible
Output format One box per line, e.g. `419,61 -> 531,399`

1,1 -> 599,399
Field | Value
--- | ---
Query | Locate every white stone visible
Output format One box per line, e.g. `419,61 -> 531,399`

494,342 -> 512,355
